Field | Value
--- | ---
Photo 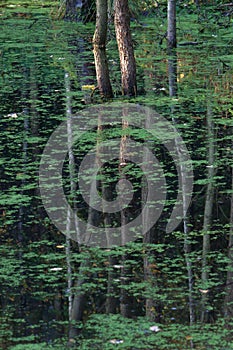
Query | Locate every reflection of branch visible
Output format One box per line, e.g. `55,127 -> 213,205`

178,41 -> 202,46
218,58 -> 231,69
28,19 -> 39,29
159,31 -> 167,46
217,3 -> 233,7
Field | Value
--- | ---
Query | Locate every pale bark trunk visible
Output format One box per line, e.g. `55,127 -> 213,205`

143,232 -> 160,322
64,71 -> 76,323
168,55 -> 178,97
142,110 -> 160,322
224,166 -> 233,322
18,68 -> 29,244
167,0 -> 176,52
102,176 -> 118,314
119,117 -> 133,317
69,163 -> 98,342
170,111 -> 195,327
167,0 -> 177,97
68,264 -> 87,341
30,64 -> 43,241
64,71 -> 85,344
93,0 -> 113,98
201,102 -> 216,323
97,118 -> 118,314
114,0 -> 137,96
106,254 -> 118,314
168,17 -> 195,327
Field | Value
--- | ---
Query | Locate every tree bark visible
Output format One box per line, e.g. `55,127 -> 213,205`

142,110 -> 160,322
167,0 -> 176,52
167,0 -> 177,97
167,8 -> 194,326
105,254 -> 118,314
93,0 -> 113,98
224,166 -> 233,323
64,71 -> 74,324
114,0 -> 137,96
97,120 -> 118,314
68,262 -> 87,342
64,71 -> 86,345
119,117 -> 133,318
201,102 -> 216,323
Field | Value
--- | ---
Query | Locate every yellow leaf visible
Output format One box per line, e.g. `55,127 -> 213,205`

82,85 -> 96,91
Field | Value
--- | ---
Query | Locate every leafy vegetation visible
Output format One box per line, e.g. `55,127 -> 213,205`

1,0 -> 233,349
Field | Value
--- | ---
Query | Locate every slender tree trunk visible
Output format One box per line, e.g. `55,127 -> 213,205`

18,68 -> 29,245
30,63 -> 43,242
96,117 -> 118,314
105,254 -> 118,314
93,0 -> 113,98
167,0 -> 176,52
114,0 -> 137,96
167,0 -> 177,97
119,117 -> 133,318
201,102 -> 216,323
65,72 -> 74,324
68,261 -> 87,342
64,71 -> 85,344
167,7 -> 194,329
143,233 -> 160,321
68,172 -> 95,340
224,166 -> 233,323
102,164 -> 118,314
170,106 -> 195,328
142,110 -> 160,322
168,54 -> 178,97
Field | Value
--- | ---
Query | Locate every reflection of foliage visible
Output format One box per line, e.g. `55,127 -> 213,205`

1,1 -> 233,349
129,0 -> 164,15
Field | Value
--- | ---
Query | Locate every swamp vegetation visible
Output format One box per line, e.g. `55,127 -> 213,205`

1,0 -> 233,349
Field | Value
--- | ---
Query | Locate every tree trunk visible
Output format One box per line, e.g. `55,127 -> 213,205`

167,8 -> 194,326
167,0 -> 177,97
18,68 -> 29,245
114,0 -> 137,96
102,170 -> 118,314
68,263 -> 87,342
119,117 -> 133,318
64,71 -> 74,323
142,110 -> 160,322
106,254 -> 118,314
201,102 -> 216,323
97,120 -> 118,314
143,232 -> 160,322
224,166 -> 233,323
93,0 -> 113,98
167,0 -> 176,52
63,71 -> 86,344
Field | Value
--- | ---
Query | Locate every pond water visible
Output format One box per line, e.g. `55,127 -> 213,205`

1,2 -> 233,349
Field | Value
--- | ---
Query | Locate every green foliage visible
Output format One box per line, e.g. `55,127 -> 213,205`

1,0 -> 233,349
77,314 -> 233,350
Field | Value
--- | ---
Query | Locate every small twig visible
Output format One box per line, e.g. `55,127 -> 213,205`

217,2 -> 233,7
178,41 -> 203,46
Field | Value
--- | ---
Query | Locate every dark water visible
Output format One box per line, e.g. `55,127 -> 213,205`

1,3 -> 233,349
0,7 -> 96,347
